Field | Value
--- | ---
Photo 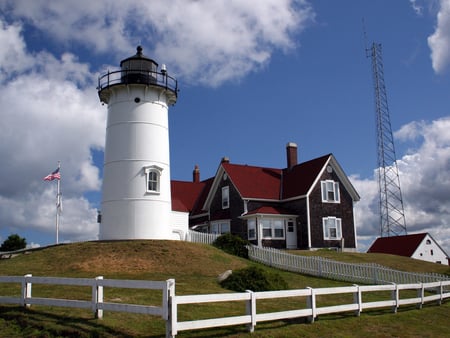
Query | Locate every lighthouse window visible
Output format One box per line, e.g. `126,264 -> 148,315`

148,172 -> 158,191
144,165 -> 162,194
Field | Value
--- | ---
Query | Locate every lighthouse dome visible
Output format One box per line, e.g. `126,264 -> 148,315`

120,46 -> 158,84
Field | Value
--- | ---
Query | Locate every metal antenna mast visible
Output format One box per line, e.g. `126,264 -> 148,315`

367,42 -> 407,237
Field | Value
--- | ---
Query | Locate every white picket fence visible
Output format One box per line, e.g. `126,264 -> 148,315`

1,274 -> 449,337
185,230 -> 221,245
247,245 -> 450,285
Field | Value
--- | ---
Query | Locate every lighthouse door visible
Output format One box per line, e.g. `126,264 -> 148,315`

286,219 -> 297,249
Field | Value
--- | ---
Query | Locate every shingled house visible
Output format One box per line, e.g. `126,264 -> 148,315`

171,143 -> 360,251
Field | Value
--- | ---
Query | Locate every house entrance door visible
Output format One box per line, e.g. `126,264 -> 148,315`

286,220 -> 297,249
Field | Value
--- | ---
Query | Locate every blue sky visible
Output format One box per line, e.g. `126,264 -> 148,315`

1,0 -> 450,254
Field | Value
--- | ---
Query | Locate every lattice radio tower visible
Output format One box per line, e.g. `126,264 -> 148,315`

367,42 -> 407,237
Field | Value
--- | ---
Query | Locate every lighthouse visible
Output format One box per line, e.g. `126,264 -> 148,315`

97,46 -> 178,240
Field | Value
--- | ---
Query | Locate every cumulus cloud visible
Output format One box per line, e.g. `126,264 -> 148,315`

0,0 -> 314,86
352,117 -> 450,255
0,19 -> 104,243
0,1 -> 315,245
428,0 -> 450,73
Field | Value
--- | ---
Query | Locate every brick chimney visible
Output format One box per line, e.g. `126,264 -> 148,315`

193,164 -> 200,182
286,142 -> 298,169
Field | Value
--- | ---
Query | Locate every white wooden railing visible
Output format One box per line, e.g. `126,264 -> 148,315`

1,275 -> 449,337
247,245 -> 450,285
169,280 -> 450,336
0,274 -> 174,323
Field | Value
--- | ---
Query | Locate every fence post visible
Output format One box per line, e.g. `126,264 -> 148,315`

306,287 -> 316,323
437,281 -> 443,306
167,279 -> 177,338
94,276 -> 104,319
245,290 -> 256,333
353,284 -> 361,317
417,283 -> 424,309
391,283 -> 398,313
21,274 -> 32,308
165,279 -> 176,338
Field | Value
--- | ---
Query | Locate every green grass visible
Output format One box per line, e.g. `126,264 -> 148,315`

0,241 -> 449,337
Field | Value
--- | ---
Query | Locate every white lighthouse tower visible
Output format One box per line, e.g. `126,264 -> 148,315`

97,46 -> 178,240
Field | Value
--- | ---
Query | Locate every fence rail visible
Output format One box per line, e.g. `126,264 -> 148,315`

247,245 -> 450,285
169,280 -> 450,336
0,274 -> 173,320
1,275 -> 449,337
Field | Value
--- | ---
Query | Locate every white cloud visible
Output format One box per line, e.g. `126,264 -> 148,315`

410,0 -> 424,16
428,0 -> 450,73
0,19 -> 104,244
352,117 -> 450,255
0,0 -> 315,86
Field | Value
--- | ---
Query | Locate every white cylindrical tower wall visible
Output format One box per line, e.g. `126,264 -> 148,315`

98,47 -> 178,240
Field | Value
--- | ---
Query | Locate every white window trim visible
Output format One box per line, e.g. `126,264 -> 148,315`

321,180 -> 340,203
247,219 -> 257,240
222,186 -> 230,209
144,165 -> 163,194
322,216 -> 342,240
211,220 -> 230,235
261,218 -> 285,240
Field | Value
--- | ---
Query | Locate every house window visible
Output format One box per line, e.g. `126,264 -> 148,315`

222,186 -> 229,209
323,217 -> 342,240
287,220 -> 295,233
321,180 -> 340,203
211,221 -> 230,234
426,239 -> 431,245
144,166 -> 162,193
248,219 -> 256,240
261,218 -> 285,239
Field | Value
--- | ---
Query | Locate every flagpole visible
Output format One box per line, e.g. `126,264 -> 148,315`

56,161 -> 61,244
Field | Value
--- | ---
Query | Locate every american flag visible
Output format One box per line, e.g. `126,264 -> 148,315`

43,167 -> 61,181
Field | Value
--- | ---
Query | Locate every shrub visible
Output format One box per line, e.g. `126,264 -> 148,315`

213,233 -> 249,258
220,266 -> 288,292
0,234 -> 27,251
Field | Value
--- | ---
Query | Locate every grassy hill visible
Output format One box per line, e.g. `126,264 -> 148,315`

0,240 -> 449,337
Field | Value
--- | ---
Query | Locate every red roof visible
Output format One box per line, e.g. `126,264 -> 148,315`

367,233 -> 428,257
171,178 -> 214,214
282,154 -> 330,199
244,206 -> 295,216
171,180 -> 207,212
222,163 -> 282,199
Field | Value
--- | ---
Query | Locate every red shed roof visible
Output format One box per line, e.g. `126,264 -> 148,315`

367,233 -> 428,257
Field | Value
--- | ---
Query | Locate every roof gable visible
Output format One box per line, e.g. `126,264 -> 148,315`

282,154 -> 330,199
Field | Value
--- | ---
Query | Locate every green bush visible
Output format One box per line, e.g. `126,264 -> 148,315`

220,266 -> 288,292
213,233 -> 249,258
0,234 -> 26,252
